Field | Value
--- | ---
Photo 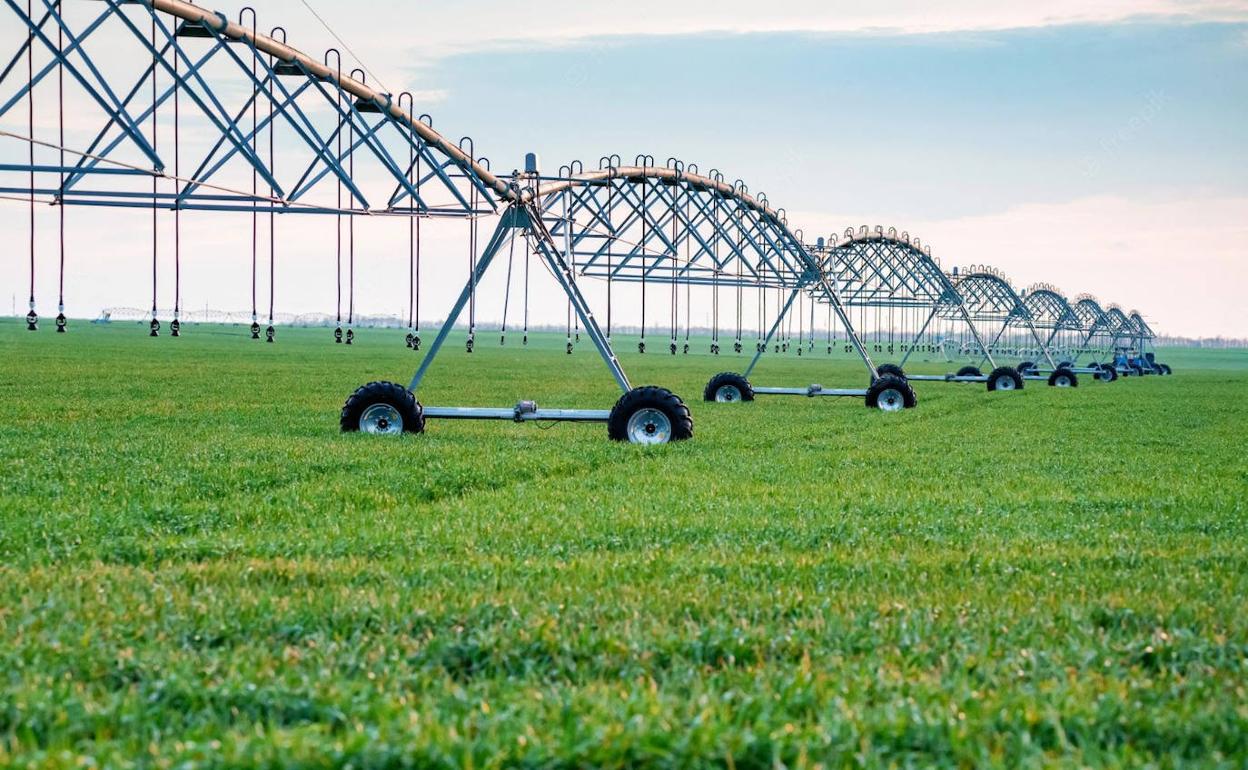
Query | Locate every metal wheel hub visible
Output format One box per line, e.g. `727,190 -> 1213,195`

626,408 -> 672,445
1055,375 -> 1073,387
714,384 -> 742,403
877,388 -> 906,412
996,377 -> 1017,391
360,403 -> 403,435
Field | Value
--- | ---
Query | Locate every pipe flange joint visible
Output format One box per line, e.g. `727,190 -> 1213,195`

513,400 -> 538,422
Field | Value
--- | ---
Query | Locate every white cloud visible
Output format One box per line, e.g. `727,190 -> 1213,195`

789,195 -> 1248,338
236,0 -> 1248,81
338,0 -> 1248,66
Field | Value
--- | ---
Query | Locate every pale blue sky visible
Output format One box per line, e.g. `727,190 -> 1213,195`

3,2 -> 1246,336
420,22 -> 1247,221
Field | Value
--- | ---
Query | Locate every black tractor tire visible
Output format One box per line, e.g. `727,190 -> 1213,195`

1017,361 -> 1036,376
703,372 -> 755,403
987,366 -> 1024,392
956,366 -> 983,378
608,386 -> 693,444
865,375 -> 917,411
875,363 -> 907,381
340,381 -> 425,434
1048,369 -> 1079,388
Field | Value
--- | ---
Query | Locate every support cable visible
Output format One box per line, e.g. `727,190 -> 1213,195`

562,181 -> 571,354
710,192 -> 719,354
413,150 -> 421,350
266,33 -> 278,343
171,12 -> 181,337
466,143 -> 477,354
500,229 -> 515,344
26,0 -> 37,331
639,176 -> 647,354
346,69 -> 360,345
606,183 -> 613,342
330,51 -> 342,343
55,1 -> 65,332
798,285 -> 808,354
402,94 -> 416,350
669,176 -> 678,356
247,9 -> 258,338
522,230 -> 530,346
808,289 -> 815,352
735,217 -> 743,353
149,13 -> 159,337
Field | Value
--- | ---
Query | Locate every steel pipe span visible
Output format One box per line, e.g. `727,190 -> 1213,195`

813,227 -> 961,310
1073,294 -> 1113,331
951,269 -> 1031,322
535,165 -> 784,224
146,0 -> 511,201
533,160 -> 822,292
1022,285 -> 1081,331
1105,305 -> 1136,336
1130,311 -> 1156,340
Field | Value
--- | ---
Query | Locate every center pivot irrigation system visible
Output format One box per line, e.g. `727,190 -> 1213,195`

2,0 -> 1173,443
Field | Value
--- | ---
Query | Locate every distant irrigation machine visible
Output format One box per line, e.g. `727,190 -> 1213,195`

1006,284 -> 1092,384
805,228 -> 1027,393
1,0 -> 1171,444
944,266 -> 1060,388
534,160 -> 917,413
1128,310 -> 1170,375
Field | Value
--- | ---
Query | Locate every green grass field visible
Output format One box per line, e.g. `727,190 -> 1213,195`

2,320 -> 1246,768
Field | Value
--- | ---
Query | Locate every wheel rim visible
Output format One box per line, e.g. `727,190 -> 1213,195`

996,377 -> 1016,391
360,403 -> 403,435
626,408 -> 672,445
714,384 -> 742,403
877,387 -> 906,412
1055,374 -> 1073,387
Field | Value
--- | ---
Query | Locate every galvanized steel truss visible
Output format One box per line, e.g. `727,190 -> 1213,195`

811,227 -> 998,371
0,0 -> 503,216
533,159 -> 880,381
949,269 -> 1056,368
